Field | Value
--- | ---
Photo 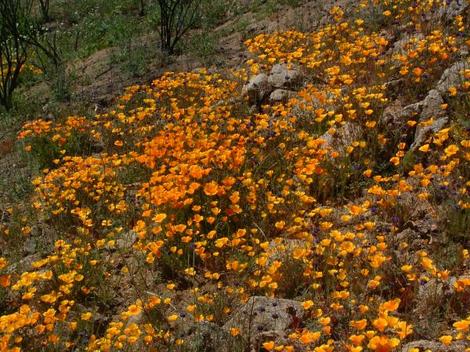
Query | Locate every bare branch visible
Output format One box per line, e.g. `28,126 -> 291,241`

156,0 -> 202,55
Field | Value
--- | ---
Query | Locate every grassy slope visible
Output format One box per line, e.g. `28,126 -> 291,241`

0,0 -> 311,202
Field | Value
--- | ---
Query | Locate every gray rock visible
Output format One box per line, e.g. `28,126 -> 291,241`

381,99 -> 421,129
415,279 -> 445,316
421,89 -> 446,119
402,340 -> 469,352
437,0 -> 469,20
436,61 -> 469,95
242,73 -> 272,105
23,238 -> 38,254
411,115 -> 448,151
408,90 -> 448,150
223,296 -> 304,344
268,64 -> 303,89
381,100 -> 407,128
408,60 -> 470,149
320,122 -> 363,152
269,89 -> 296,103
116,231 -> 138,250
5,254 -> 40,274
389,33 -> 424,56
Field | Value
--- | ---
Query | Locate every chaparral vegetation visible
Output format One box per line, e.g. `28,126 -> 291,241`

0,0 -> 469,351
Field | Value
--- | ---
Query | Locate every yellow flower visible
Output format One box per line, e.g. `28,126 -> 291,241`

167,314 -> 179,322
302,300 -> 314,310
81,312 -> 93,321
215,237 -> 229,248
368,336 -> 400,352
153,213 -> 167,223
412,67 -> 423,77
380,299 -> 400,312
203,181 -> 219,196
418,144 -> 429,152
299,331 -> 321,344
349,334 -> 365,346
350,319 -> 367,330
230,327 -> 240,336
453,319 -> 469,331
275,221 -> 285,230
401,265 -> 413,272
373,317 -> 388,332
0,274 -> 11,287
439,335 -> 452,345
444,144 -> 459,157
390,157 -> 400,166
263,341 -> 275,351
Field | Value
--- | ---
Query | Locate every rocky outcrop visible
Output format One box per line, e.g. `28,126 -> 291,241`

268,64 -> 303,89
243,64 -> 303,106
382,59 -> 469,150
414,279 -> 446,317
5,254 -> 40,274
402,340 -> 469,352
410,89 -> 448,150
223,296 -> 304,344
269,89 -> 296,103
320,122 -> 364,152
242,73 -> 271,105
436,0 -> 469,20
116,231 -> 138,250
435,60 -> 469,94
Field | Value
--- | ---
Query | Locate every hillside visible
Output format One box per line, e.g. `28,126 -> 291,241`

0,0 -> 470,351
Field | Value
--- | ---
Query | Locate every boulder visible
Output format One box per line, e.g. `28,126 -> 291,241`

402,340 -> 468,352
437,0 -> 469,20
269,89 -> 296,103
5,254 -> 40,274
420,89 -> 446,120
242,73 -> 272,105
320,122 -> 363,152
182,322 -> 232,352
408,60 -> 470,150
223,296 -> 304,344
407,90 -> 448,150
116,231 -> 138,250
436,61 -> 469,95
414,279 -> 446,317
381,100 -> 409,130
381,98 -> 421,130
411,115 -> 448,151
268,63 -> 303,89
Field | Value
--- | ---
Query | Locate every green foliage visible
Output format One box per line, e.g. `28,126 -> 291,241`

111,43 -> 154,79
199,0 -> 229,28
185,32 -> 218,64
0,0 -> 35,111
443,202 -> 470,244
